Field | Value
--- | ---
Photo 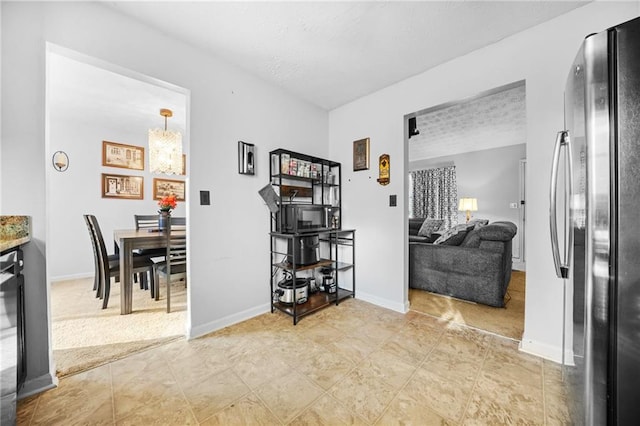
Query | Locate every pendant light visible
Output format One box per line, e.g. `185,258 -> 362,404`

149,108 -> 182,175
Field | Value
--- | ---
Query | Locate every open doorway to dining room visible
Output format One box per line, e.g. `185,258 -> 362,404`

405,80 -> 527,341
45,44 -> 190,378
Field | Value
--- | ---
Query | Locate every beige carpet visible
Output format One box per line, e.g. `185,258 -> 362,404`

51,276 -> 187,378
409,270 -> 525,340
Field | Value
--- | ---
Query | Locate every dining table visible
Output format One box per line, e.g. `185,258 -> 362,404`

113,228 -> 186,315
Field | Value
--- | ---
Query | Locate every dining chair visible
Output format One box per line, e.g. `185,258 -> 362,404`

87,215 -> 155,309
83,214 -> 103,297
133,214 -> 167,265
153,232 -> 187,313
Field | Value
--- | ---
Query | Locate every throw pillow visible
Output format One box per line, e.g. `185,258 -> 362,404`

467,218 -> 489,229
433,224 -> 469,246
418,218 -> 444,237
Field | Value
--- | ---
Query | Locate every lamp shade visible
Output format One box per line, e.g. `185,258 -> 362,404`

149,128 -> 182,174
458,197 -> 478,212
149,108 -> 183,175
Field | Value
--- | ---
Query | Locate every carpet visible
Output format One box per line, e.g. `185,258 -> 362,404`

51,276 -> 187,377
409,270 -> 525,340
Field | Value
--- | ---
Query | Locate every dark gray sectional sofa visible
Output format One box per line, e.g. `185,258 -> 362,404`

409,219 -> 517,307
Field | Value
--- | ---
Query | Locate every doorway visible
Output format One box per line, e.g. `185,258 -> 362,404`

45,45 -> 190,377
405,80 -> 527,340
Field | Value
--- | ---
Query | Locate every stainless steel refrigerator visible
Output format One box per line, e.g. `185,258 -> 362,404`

550,16 -> 640,425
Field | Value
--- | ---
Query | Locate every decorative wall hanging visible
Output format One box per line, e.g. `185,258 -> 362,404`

101,173 -> 144,199
238,141 -> 255,175
153,178 -> 186,201
353,137 -> 370,171
52,150 -> 69,172
377,154 -> 390,185
102,141 -> 144,170
149,108 -> 183,175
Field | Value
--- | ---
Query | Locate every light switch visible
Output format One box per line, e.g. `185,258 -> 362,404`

200,190 -> 211,205
390,194 -> 397,207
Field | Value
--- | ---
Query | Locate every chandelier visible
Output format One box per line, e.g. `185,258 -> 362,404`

149,108 -> 182,175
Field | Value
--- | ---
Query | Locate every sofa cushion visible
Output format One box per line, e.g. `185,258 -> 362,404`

477,221 -> 517,241
460,229 -> 482,248
417,218 -> 444,237
409,235 -> 436,243
433,223 -> 471,246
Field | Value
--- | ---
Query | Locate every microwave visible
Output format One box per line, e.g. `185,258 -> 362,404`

278,204 -> 331,233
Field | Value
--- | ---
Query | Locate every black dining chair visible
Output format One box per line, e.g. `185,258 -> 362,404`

133,214 -> 167,264
87,215 -> 155,309
83,214 -> 104,297
153,232 -> 187,313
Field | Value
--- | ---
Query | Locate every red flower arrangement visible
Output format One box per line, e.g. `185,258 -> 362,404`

158,194 -> 177,213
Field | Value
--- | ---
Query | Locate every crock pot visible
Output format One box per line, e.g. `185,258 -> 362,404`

276,277 -> 308,304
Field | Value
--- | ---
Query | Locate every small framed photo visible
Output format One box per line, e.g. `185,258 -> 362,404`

153,178 -> 186,201
238,141 -> 255,175
102,141 -> 145,170
101,173 -> 144,200
353,137 -> 370,171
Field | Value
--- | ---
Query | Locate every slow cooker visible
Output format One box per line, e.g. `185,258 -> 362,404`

275,276 -> 308,304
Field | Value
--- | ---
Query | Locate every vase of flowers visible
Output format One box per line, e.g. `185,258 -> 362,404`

158,194 -> 177,232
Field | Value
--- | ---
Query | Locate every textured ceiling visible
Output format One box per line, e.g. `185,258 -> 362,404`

408,82 -> 526,161
104,1 -> 589,110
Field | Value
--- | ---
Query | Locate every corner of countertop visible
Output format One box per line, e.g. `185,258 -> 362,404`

0,215 -> 32,252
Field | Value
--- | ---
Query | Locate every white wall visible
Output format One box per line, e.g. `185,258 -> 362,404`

1,1 -> 327,395
329,3 -> 639,362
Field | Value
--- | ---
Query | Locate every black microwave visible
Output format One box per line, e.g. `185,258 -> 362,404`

278,204 -> 331,233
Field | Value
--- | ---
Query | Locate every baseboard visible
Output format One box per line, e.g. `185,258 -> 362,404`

512,262 -> 526,271
50,272 -> 93,283
356,290 -> 409,314
519,337 -> 568,364
18,372 -> 58,399
187,303 -> 271,340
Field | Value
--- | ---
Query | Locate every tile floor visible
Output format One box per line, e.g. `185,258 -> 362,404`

17,298 -> 570,425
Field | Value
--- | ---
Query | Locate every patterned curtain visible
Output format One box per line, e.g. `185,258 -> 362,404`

410,166 -> 458,229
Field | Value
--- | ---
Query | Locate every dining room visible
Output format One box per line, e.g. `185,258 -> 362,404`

45,46 -> 191,377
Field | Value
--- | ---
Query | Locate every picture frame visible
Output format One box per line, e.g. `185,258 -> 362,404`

101,173 -> 144,200
181,154 -> 187,176
102,140 -> 145,170
153,178 -> 186,201
353,137 -> 370,171
238,141 -> 255,175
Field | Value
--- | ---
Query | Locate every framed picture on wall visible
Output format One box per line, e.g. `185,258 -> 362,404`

102,140 -> 145,170
101,173 -> 144,199
353,137 -> 370,171
153,178 -> 186,201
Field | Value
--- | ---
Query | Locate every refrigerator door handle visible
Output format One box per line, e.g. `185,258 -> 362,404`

550,130 -> 572,279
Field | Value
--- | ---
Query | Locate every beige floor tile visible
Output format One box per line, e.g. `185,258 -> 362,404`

231,351 -> 293,390
468,371 -> 544,424
30,365 -> 114,425
181,368 -> 251,422
116,401 -> 197,425
295,346 -> 355,390
402,363 -> 475,423
324,333 -> 379,364
254,370 -> 324,424
462,392 -> 543,425
290,393 -> 368,426
377,390 -> 454,425
199,392 -> 281,426
330,367 -> 397,424
358,348 -> 417,389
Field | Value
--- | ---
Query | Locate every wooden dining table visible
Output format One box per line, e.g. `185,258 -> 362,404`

113,228 -> 186,315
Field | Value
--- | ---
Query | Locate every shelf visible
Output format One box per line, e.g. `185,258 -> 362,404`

272,259 -> 353,272
272,288 -> 355,322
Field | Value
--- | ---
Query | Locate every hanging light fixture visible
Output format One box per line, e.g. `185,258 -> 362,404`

149,108 -> 182,175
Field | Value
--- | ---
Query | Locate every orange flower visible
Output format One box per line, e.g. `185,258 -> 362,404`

158,195 -> 177,212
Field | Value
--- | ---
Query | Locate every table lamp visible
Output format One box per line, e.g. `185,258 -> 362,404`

458,198 -> 478,223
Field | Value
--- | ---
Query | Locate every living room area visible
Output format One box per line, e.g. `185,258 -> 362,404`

406,80 -> 527,342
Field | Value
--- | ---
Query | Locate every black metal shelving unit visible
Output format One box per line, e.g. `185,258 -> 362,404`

268,149 -> 355,324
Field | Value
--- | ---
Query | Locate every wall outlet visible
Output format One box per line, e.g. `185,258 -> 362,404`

509,202 -> 519,209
